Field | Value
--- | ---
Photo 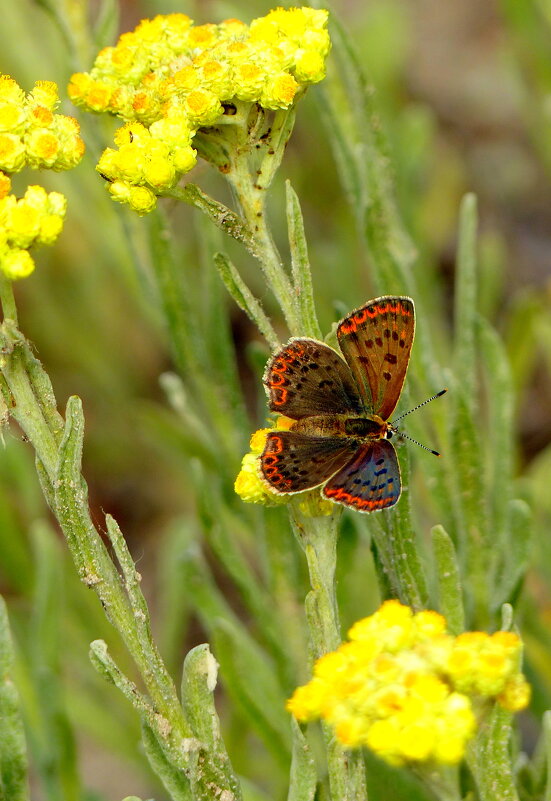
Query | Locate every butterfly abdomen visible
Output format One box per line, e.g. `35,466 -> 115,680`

343,416 -> 387,438
290,414 -> 388,440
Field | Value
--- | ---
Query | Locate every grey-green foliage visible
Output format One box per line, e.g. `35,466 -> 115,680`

0,2 -> 544,801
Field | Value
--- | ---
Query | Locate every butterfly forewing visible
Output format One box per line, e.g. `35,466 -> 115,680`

337,296 -> 415,420
323,439 -> 401,512
264,338 -> 363,419
261,430 -> 359,493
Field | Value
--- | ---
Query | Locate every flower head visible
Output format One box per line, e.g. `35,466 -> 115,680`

288,601 -> 530,766
0,185 -> 67,280
69,7 -> 331,213
0,75 -> 84,174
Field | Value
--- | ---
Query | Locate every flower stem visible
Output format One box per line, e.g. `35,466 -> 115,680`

0,276 -> 18,325
226,161 -> 299,335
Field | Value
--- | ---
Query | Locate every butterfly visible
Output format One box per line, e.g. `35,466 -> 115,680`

260,296 -> 419,512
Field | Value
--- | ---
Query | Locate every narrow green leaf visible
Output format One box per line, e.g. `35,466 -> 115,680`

492,500 -> 532,612
0,596 -> 29,801
181,645 -> 221,747
285,181 -> 321,340
141,724 -> 192,801
288,720 -> 317,801
92,0 -> 119,49
477,315 -> 514,539
54,395 -> 94,581
213,252 -> 279,350
89,640 -> 152,717
181,645 -> 243,801
325,738 -> 367,801
198,215 -> 249,439
505,291 -> 541,397
90,640 -> 192,784
256,109 -> 296,191
431,525 -> 465,634
449,388 -> 489,626
318,13 -> 417,281
148,207 -> 203,380
453,194 -> 478,413
468,705 -> 519,801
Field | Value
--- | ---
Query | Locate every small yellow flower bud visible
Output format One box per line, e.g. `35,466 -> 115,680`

261,73 -> 298,110
498,675 -> 531,712
233,63 -> 265,102
1,248 -> 35,279
25,129 -> 60,168
97,148 -> 119,182
67,72 -> 92,104
108,180 -> 132,204
127,185 -> 157,214
28,105 -> 54,128
294,49 -> 326,83
116,143 -> 146,182
183,89 -> 223,125
150,115 -> 193,148
114,122 -> 150,147
38,214 -> 64,245
86,82 -> 113,112
143,154 -> 176,190
0,102 -> 27,134
22,185 -> 48,209
172,146 -> 197,174
6,203 -> 42,249
30,80 -> 59,110
0,133 -> 25,172
0,76 -> 25,104
188,23 -> 218,50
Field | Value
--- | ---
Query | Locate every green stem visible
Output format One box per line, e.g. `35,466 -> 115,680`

0,331 -> 59,479
292,510 -> 341,655
0,277 -> 18,325
229,171 -> 299,333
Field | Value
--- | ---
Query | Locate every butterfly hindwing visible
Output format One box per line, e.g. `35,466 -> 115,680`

261,430 -> 359,493
264,338 -> 363,419
323,439 -> 401,512
337,296 -> 415,420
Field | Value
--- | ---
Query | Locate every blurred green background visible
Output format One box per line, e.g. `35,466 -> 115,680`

3,0 -> 551,798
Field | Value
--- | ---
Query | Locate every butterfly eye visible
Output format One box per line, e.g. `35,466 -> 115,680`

386,429 -> 394,440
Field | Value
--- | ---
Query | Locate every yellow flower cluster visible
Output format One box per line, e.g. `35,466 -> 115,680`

0,76 -> 83,280
68,7 -> 330,213
0,185 -> 67,279
287,601 -> 530,766
0,76 -> 84,175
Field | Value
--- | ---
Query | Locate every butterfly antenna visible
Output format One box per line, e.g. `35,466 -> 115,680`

392,388 -> 448,424
391,427 -> 441,457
